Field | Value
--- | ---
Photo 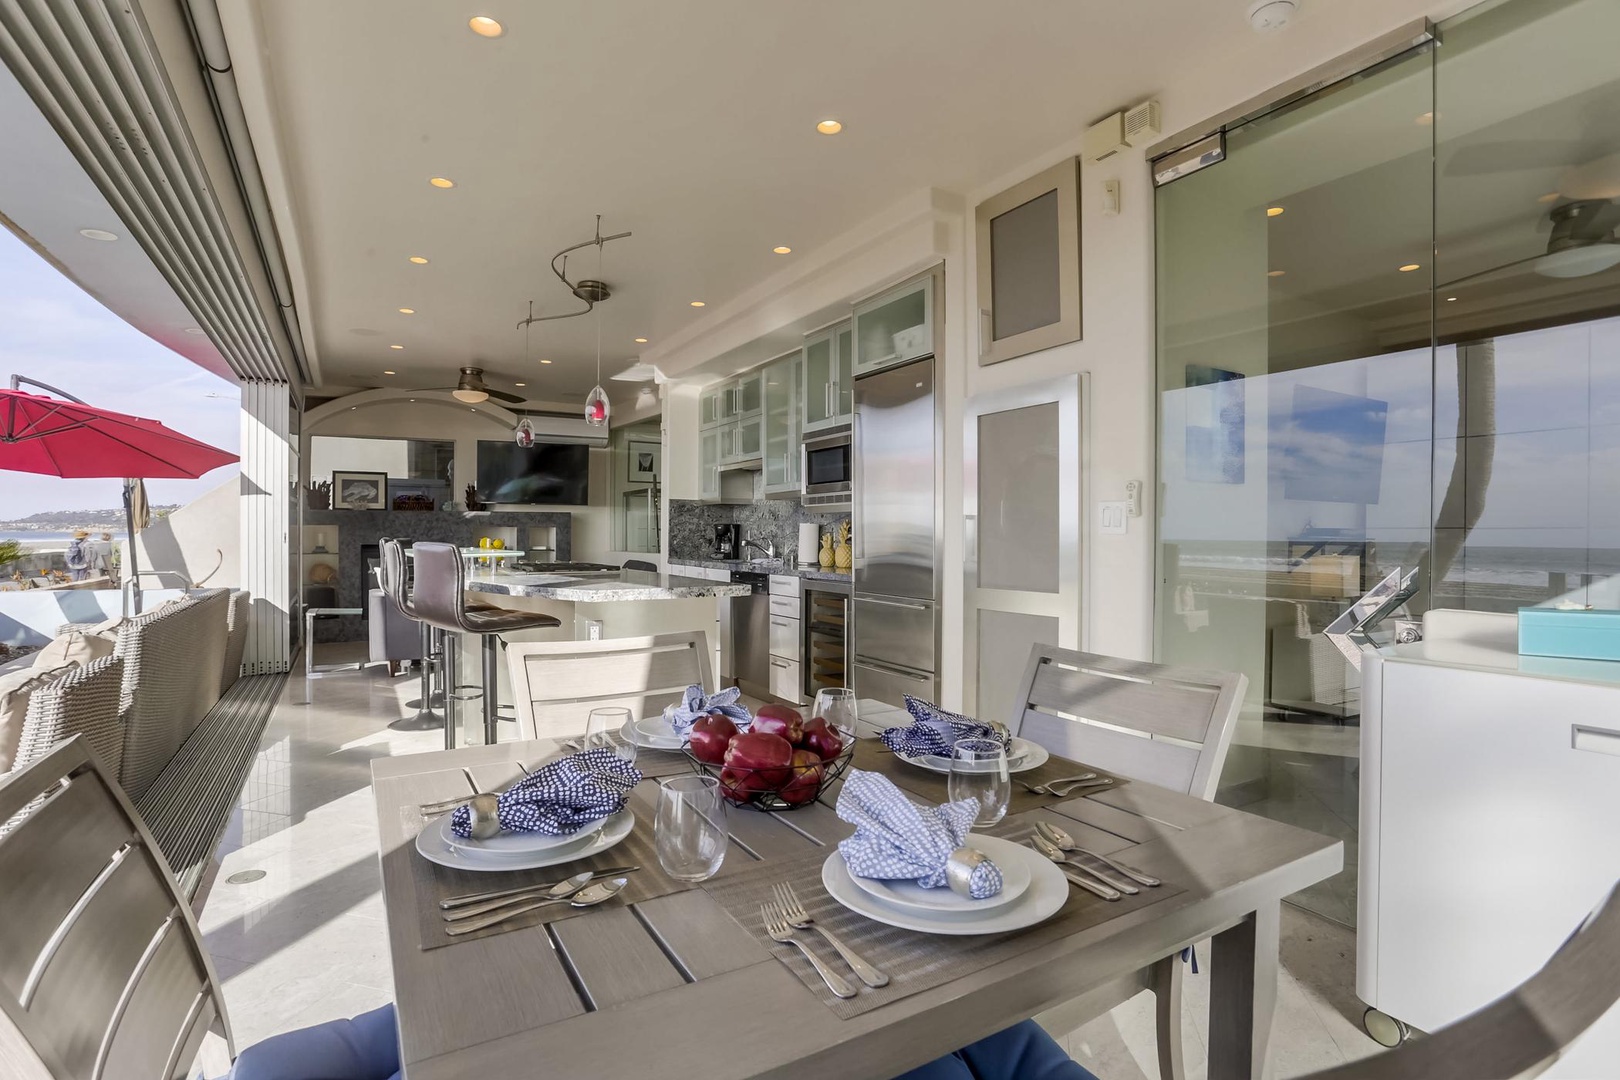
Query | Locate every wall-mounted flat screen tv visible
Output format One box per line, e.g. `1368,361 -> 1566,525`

476,441 -> 590,505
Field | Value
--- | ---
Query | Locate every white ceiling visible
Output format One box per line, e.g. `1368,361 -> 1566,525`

226,0 -> 1415,401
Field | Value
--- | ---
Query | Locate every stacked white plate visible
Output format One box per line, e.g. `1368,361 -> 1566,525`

896,737 -> 1050,776
822,834 -> 1068,934
622,714 -> 683,751
416,810 -> 635,873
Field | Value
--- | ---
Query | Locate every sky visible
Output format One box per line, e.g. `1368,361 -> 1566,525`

0,226 -> 240,518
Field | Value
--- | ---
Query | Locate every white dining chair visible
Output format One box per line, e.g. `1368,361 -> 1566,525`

0,735 -> 400,1080
504,631 -> 714,741
1010,644 -> 1246,1080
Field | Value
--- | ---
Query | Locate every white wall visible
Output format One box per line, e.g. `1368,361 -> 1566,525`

132,476 -> 241,590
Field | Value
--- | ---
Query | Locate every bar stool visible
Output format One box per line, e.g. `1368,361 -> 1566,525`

379,538 -> 444,733
410,541 -> 561,747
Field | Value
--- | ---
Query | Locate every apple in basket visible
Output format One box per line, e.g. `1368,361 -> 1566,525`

718,765 -> 755,805
750,703 -> 804,745
778,749 -> 824,806
801,717 -> 844,762
688,712 -> 738,765
723,730 -> 795,788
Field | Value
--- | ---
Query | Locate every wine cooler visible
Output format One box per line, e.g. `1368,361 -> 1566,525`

803,585 -> 848,700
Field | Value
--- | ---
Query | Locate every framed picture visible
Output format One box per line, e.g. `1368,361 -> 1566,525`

625,440 -> 660,484
331,470 -> 388,510
387,478 -> 449,511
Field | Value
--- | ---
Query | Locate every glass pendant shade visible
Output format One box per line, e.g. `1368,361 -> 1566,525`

585,384 -> 610,426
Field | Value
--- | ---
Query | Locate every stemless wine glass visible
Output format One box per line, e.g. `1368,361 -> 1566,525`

948,737 -> 1011,828
812,687 -> 858,741
583,707 -> 636,765
655,775 -> 727,881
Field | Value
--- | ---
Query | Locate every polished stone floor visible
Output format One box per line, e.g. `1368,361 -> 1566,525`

197,662 -> 1382,1077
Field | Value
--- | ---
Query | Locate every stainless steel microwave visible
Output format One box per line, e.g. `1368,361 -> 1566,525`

802,430 -> 851,510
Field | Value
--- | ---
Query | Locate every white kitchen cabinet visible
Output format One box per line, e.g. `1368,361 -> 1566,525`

699,428 -> 721,502
762,352 -> 801,496
802,322 -> 852,435
853,273 -> 933,376
770,656 -> 802,704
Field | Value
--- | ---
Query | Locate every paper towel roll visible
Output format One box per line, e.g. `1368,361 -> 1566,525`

798,521 -> 821,566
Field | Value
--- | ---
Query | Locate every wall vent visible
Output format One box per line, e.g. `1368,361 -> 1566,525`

1123,100 -> 1162,147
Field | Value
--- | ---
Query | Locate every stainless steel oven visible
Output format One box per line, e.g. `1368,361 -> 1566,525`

802,430 -> 851,511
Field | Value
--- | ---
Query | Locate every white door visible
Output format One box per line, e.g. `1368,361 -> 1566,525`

963,374 -> 1083,721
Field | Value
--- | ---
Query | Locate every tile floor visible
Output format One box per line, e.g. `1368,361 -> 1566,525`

197,662 -> 1383,1077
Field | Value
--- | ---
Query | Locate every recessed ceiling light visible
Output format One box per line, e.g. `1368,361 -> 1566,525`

816,119 -> 842,135
1538,192 -> 1561,204
1265,207 -> 1285,218
1446,296 -> 1458,302
468,16 -> 504,37
540,359 -> 553,364
409,398 -> 416,402
429,177 -> 455,189
182,327 -> 206,335
689,300 -> 706,307
1398,263 -> 1421,272
634,337 -> 649,343
390,344 -> 404,350
514,382 -> 526,387
78,228 -> 118,241
383,369 -> 396,375
773,245 -> 792,254
350,407 -> 357,411
1266,269 -> 1286,278
409,256 -> 429,264
1415,111 -> 1434,126
397,307 -> 415,314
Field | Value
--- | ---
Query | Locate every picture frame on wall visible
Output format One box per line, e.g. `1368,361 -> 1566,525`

331,470 -> 389,510
625,440 -> 660,485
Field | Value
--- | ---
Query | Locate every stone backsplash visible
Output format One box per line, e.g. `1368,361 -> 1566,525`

668,499 -> 847,565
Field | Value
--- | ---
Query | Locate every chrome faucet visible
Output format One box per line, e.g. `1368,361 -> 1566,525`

741,537 -> 777,560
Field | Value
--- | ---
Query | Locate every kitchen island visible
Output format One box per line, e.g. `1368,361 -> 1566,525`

466,567 -> 750,602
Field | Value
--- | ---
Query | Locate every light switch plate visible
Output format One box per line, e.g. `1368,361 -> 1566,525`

1098,501 -> 1128,535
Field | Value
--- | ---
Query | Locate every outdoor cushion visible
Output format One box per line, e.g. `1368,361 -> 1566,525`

0,663 -> 79,773
32,629 -> 116,671
215,1003 -> 400,1080
893,1020 -> 1098,1080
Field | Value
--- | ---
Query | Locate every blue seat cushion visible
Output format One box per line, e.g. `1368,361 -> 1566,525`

893,1019 -> 1098,1080
218,1003 -> 400,1080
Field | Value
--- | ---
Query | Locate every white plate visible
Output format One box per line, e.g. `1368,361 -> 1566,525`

417,810 -> 634,873
626,715 -> 682,750
822,841 -> 1068,935
443,811 -> 608,857
901,737 -> 1051,776
847,835 -> 1033,914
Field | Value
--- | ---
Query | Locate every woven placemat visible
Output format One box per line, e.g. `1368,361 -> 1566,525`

403,780 -> 695,949
701,814 -> 1184,1019
850,738 -> 1126,817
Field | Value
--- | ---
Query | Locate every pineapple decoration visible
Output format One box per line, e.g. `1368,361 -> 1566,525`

818,531 -> 836,569
834,519 -> 854,570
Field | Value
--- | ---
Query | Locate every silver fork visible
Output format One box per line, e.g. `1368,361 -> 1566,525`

761,902 -> 857,999
418,760 -> 529,815
773,883 -> 888,987
1015,773 -> 1111,796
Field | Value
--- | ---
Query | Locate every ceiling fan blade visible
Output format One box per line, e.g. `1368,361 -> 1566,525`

1442,140 -> 1587,178
1436,250 -> 1551,291
486,388 -> 526,404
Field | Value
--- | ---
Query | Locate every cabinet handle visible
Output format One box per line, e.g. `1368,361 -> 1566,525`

771,659 -> 791,669
1574,725 -> 1620,757
771,619 -> 790,627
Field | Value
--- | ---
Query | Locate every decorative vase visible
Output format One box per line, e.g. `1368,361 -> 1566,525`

818,534 -> 835,569
834,519 -> 853,570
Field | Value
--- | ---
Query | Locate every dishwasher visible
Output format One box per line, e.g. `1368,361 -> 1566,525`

729,570 -> 770,698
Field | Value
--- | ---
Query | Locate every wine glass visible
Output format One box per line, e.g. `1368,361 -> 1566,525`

812,687 -> 858,743
655,775 -> 728,881
583,707 -> 636,765
948,737 -> 1010,828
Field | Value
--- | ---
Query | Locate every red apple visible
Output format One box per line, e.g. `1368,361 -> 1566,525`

778,749 -> 824,806
688,713 -> 738,765
718,765 -> 755,805
802,717 -> 845,762
751,703 -> 805,745
723,730 -> 795,787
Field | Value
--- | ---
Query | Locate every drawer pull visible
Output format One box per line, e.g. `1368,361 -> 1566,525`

771,659 -> 792,669
1573,725 -> 1620,757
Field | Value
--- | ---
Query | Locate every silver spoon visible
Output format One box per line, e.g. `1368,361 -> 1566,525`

1029,832 -> 1138,895
445,877 -> 629,936
442,871 -> 593,922
1025,839 -> 1121,901
1035,820 -> 1160,887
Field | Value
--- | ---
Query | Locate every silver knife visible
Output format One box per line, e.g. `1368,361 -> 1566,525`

440,865 -> 641,909
1063,868 -> 1121,901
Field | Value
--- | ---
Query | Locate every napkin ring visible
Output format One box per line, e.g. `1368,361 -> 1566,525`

945,846 -> 989,897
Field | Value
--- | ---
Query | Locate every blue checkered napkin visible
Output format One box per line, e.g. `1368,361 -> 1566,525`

665,684 -> 753,738
834,770 -> 1003,900
448,749 -> 642,838
878,695 -> 1010,758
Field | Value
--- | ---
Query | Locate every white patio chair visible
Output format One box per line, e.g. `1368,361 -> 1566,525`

505,631 -> 713,742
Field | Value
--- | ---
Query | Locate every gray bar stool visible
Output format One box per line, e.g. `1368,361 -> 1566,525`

379,538 -> 444,733
410,541 -> 561,747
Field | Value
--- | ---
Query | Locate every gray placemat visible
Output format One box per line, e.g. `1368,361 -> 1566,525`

851,738 -> 1127,817
701,815 -> 1185,1019
403,780 -> 695,950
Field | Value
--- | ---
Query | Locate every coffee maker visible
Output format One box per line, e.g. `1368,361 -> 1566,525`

713,523 -> 740,559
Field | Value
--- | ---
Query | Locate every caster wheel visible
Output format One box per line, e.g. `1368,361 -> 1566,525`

1363,1007 -> 1409,1048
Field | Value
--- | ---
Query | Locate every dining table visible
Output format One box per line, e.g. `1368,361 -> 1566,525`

371,725 -> 1341,1080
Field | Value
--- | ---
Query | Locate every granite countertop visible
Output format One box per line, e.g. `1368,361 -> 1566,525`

668,556 -> 854,584
466,569 -> 752,601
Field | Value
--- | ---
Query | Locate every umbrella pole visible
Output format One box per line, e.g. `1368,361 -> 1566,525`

123,480 -> 143,616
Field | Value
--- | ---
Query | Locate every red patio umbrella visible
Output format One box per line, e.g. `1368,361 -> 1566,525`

1,378 -> 238,612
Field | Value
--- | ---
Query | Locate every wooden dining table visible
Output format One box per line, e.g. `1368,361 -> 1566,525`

371,733 -> 1340,1080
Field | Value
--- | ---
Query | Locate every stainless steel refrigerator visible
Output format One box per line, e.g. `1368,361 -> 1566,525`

851,355 -> 939,706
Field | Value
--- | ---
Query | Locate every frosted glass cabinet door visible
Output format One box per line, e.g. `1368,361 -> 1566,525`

735,371 -> 764,417
975,157 -> 1081,366
802,330 -> 836,433
854,274 -> 934,376
701,389 -> 723,428
699,428 -> 721,501
763,354 -> 800,494
833,322 -> 854,423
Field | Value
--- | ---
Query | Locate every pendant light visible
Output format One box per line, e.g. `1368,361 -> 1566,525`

584,240 -> 610,427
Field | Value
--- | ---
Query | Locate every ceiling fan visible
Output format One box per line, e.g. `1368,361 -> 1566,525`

1441,197 -> 1620,287
397,366 -> 526,404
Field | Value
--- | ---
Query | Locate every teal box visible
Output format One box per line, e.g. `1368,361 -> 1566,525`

1518,607 -> 1620,662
